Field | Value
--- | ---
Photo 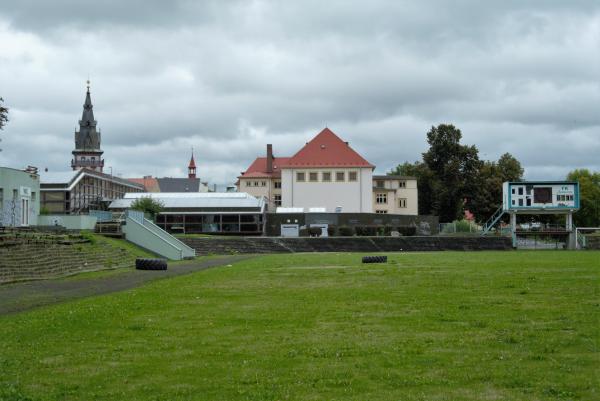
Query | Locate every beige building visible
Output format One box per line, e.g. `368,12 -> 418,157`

237,144 -> 286,210
372,175 -> 418,215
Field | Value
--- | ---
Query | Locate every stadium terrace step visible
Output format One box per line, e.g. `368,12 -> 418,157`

181,236 -> 513,255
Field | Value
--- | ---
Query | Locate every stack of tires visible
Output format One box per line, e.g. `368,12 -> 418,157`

361,255 -> 388,264
135,258 -> 168,271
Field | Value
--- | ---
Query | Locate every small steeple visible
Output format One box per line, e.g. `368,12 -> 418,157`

188,148 -> 197,179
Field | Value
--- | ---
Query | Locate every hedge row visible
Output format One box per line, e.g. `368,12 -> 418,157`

299,225 -> 417,237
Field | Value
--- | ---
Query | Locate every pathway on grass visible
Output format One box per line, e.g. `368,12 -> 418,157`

0,255 -> 252,316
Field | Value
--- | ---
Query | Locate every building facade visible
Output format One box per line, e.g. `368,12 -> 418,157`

238,128 -> 418,215
72,81 -> 104,172
109,192 -> 266,235
41,169 -> 144,214
0,166 -> 40,227
372,175 -> 418,215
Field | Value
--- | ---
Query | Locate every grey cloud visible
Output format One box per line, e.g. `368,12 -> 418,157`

0,1 -> 599,186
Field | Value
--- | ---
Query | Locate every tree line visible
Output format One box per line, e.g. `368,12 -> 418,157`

390,124 -> 599,227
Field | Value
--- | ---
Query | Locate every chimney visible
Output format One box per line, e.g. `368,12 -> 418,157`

266,144 -> 273,173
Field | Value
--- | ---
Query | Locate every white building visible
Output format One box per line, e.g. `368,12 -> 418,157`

237,128 -> 418,215
280,128 -> 373,213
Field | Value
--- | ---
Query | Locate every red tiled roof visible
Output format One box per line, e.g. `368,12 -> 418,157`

238,157 -> 291,179
126,177 -> 160,192
188,154 -> 196,169
285,128 -> 374,168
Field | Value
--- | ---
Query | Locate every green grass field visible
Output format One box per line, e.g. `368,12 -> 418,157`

1,251 -> 598,401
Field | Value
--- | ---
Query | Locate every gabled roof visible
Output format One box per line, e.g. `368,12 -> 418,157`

284,128 -> 374,168
239,157 -> 291,178
127,177 -> 160,192
156,177 -> 201,192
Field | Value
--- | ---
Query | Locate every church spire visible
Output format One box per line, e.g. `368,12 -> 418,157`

188,148 -> 197,179
72,81 -> 104,172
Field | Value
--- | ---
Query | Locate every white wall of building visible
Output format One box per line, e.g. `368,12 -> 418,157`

281,167 -> 372,213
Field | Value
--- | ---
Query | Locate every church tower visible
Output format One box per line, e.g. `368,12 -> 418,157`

188,150 -> 197,179
71,81 -> 104,172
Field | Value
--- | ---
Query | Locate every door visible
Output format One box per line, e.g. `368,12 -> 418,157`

21,198 -> 29,226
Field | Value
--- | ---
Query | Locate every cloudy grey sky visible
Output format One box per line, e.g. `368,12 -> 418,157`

0,0 -> 598,186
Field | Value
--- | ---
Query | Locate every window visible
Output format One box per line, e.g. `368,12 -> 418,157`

375,180 -> 384,188
518,187 -> 524,195
261,181 -> 266,187
13,189 -> 18,199
511,188 -> 516,194
274,181 -> 282,189
245,181 -> 251,187
274,194 -> 282,206
336,171 -> 345,182
296,172 -> 305,182
349,172 -> 357,182
398,181 -> 406,188
309,172 -> 318,182
254,181 -> 259,187
376,193 -> 387,204
398,198 -> 407,208
322,172 -> 331,182
31,192 -> 36,202
375,210 -> 388,214
518,199 -> 523,206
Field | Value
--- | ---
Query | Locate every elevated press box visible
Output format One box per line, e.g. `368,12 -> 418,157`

502,181 -> 580,214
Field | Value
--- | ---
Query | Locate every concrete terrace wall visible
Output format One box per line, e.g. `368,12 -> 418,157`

181,236 -> 513,255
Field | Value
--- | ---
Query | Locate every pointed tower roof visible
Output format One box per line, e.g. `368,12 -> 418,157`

188,151 -> 196,169
284,128 -> 374,168
80,80 -> 96,129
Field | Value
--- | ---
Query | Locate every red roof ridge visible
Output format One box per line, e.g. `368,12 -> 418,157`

285,127 -> 374,168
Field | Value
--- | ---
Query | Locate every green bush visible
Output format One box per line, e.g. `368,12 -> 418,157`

327,225 -> 336,236
338,226 -> 354,236
308,227 -> 322,237
397,226 -> 417,236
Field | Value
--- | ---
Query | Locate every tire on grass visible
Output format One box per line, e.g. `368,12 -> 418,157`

362,255 -> 388,264
135,258 -> 168,271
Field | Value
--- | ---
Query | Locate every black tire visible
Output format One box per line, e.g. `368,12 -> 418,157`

135,258 -> 168,270
362,255 -> 388,264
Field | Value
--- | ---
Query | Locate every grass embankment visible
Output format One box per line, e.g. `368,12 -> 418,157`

1,251 -> 598,401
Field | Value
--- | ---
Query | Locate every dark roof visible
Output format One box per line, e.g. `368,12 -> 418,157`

156,178 -> 201,192
373,175 -> 417,180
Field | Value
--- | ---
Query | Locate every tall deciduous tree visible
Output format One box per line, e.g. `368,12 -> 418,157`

468,153 -> 524,222
0,97 -> 7,130
422,124 -> 483,222
567,169 -> 600,227
0,97 -> 8,151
